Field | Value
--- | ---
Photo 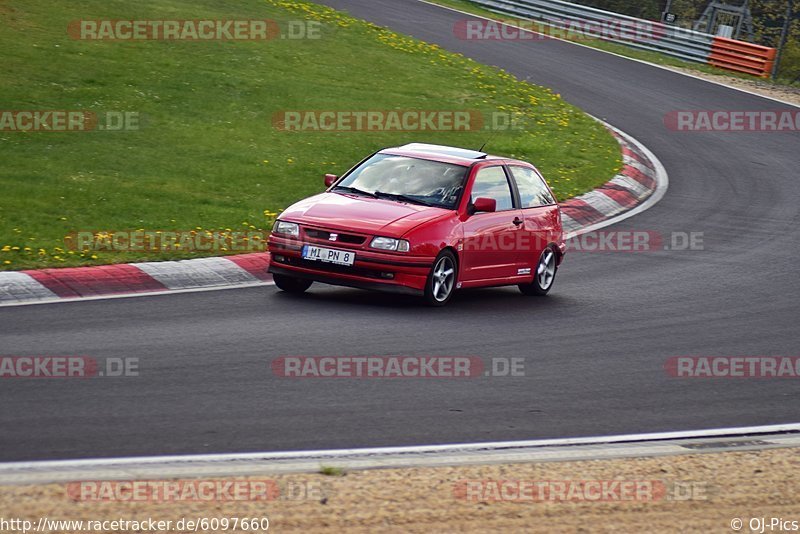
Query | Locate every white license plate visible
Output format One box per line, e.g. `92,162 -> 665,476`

302,245 -> 355,266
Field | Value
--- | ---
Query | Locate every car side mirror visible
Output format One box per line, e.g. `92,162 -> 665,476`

472,197 -> 496,213
324,174 -> 338,187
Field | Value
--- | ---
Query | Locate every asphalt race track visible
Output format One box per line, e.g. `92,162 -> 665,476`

1,0 -> 798,462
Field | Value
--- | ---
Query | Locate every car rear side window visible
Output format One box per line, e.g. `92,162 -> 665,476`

471,166 -> 514,211
509,166 -> 555,207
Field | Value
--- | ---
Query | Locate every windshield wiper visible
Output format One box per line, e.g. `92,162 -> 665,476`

373,191 -> 434,207
332,185 -> 377,198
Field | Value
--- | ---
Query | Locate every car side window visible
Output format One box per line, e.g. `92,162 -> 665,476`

470,166 -> 514,211
509,166 -> 555,207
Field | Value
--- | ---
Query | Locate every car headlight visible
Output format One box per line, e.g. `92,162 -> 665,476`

370,237 -> 410,252
273,220 -> 300,238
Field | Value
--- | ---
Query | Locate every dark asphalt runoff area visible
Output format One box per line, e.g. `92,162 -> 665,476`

1,0 -> 798,461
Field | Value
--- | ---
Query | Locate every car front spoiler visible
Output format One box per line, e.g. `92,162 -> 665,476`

268,265 -> 424,297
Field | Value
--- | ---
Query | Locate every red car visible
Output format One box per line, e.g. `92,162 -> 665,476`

268,143 -> 566,306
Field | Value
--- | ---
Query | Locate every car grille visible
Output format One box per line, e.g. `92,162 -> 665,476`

304,228 -> 366,245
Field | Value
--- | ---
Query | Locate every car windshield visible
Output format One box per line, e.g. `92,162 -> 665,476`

333,153 -> 467,209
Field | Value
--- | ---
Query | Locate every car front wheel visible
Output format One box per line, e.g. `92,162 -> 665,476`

424,251 -> 457,306
519,246 -> 557,296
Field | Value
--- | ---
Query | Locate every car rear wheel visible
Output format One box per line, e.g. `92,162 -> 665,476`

424,251 -> 457,307
273,273 -> 313,294
519,246 -> 557,296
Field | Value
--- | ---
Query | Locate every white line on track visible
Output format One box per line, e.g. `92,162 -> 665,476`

1,424 -> 799,484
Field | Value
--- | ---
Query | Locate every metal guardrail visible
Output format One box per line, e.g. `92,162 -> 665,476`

468,0 -> 715,64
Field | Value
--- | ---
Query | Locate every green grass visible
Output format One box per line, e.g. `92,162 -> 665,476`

432,0 -> 800,86
0,0 -> 621,270
319,465 -> 346,477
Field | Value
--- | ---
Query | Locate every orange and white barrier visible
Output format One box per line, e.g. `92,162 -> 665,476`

708,37 -> 776,78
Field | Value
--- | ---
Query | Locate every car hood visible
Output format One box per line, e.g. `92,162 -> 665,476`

280,192 -> 451,236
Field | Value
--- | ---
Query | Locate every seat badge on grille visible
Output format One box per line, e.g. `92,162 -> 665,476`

329,233 -> 338,242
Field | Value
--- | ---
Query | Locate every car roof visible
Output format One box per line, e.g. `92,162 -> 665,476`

380,143 -> 506,166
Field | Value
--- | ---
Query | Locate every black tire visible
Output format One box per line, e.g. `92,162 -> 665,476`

273,273 -> 313,294
519,246 -> 557,296
424,250 -> 458,307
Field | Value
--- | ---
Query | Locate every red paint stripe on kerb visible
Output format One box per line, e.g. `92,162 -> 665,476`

622,147 -> 654,171
598,185 -> 639,208
620,165 -> 656,190
225,252 -> 272,281
24,264 -> 166,298
559,199 -> 606,226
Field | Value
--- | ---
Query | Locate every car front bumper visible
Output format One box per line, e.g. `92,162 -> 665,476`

268,236 -> 434,295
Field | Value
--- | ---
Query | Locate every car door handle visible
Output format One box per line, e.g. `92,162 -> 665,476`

512,217 -> 524,226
